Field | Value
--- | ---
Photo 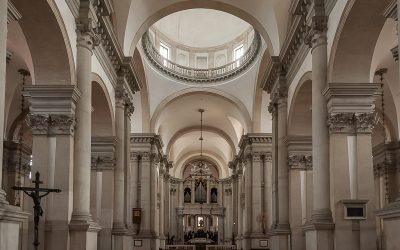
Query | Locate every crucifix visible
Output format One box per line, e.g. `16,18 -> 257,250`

12,171 -> 61,250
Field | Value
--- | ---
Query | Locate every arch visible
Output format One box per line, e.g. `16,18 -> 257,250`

91,73 -> 115,137
151,87 -> 252,133
133,49 -> 151,132
12,0 -> 74,85
288,71 -> 312,136
328,0 -> 392,83
126,0 -> 276,57
166,125 -> 236,158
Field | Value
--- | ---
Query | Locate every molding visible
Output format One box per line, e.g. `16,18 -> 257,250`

391,46 -> 398,62
6,50 -> 13,64
383,0 -> 397,20
7,1 -> 22,24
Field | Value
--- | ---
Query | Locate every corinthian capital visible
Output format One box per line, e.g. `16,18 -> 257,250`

48,115 -> 77,135
327,113 -> 355,134
355,113 -> 375,134
76,17 -> 100,51
26,114 -> 49,135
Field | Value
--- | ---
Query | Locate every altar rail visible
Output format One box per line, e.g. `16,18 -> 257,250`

206,246 -> 237,250
165,246 -> 195,250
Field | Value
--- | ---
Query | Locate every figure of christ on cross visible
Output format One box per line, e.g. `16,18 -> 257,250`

12,171 -> 61,250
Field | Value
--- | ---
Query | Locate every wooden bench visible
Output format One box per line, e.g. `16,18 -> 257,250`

165,245 -> 195,250
206,246 -> 237,250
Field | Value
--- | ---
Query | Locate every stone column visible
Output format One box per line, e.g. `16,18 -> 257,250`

125,100 -> 133,235
159,163 -> 165,247
0,0 -> 8,204
191,180 -> 195,204
69,26 -> 100,250
164,170 -> 170,238
218,215 -> 225,244
224,184 -> 233,244
304,14 -> 334,250
177,208 -> 184,244
130,152 -> 139,235
112,86 -> 128,247
264,153 -> 273,230
140,152 -> 152,236
269,87 -> 290,249
207,179 -> 211,204
218,181 -> 223,206
236,169 -> 243,248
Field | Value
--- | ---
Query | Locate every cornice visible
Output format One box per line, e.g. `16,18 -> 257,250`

71,0 -> 141,96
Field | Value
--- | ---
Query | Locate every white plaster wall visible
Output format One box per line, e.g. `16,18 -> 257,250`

92,56 -> 115,114
53,0 -> 77,67
131,91 -> 143,133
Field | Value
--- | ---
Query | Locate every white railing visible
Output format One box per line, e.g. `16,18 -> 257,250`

142,31 -> 261,84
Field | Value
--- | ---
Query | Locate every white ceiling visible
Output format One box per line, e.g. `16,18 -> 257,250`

153,9 -> 251,48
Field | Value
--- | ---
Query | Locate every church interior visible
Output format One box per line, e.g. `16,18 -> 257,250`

1,0 -> 400,250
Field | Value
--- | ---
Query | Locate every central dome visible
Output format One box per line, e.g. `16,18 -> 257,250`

153,9 -> 251,48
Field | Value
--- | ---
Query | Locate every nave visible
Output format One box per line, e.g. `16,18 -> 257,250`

1,0 -> 400,250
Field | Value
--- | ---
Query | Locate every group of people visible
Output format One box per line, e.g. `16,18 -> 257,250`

184,229 -> 218,242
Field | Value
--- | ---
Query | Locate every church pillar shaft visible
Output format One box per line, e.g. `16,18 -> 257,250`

311,28 -> 332,223
159,169 -> 165,239
72,32 -> 94,220
70,28 -> 100,250
0,0 -> 7,202
113,93 -> 127,233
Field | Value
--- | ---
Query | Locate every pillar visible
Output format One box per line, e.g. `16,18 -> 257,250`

164,169 -> 170,239
112,86 -> 128,248
0,0 -> 6,204
236,169 -> 243,248
269,86 -> 290,250
264,154 -> 273,230
69,23 -> 101,250
207,179 -> 211,204
130,152 -> 139,235
304,13 -> 334,250
24,85 -> 80,250
159,163 -> 165,247
191,180 -> 195,204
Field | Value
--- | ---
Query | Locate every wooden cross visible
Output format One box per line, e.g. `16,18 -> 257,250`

12,171 -> 61,250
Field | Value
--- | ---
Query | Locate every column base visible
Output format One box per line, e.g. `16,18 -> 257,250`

303,221 -> 334,250
376,201 -> 400,250
69,217 -> 101,250
269,224 -> 290,250
0,205 -> 29,250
